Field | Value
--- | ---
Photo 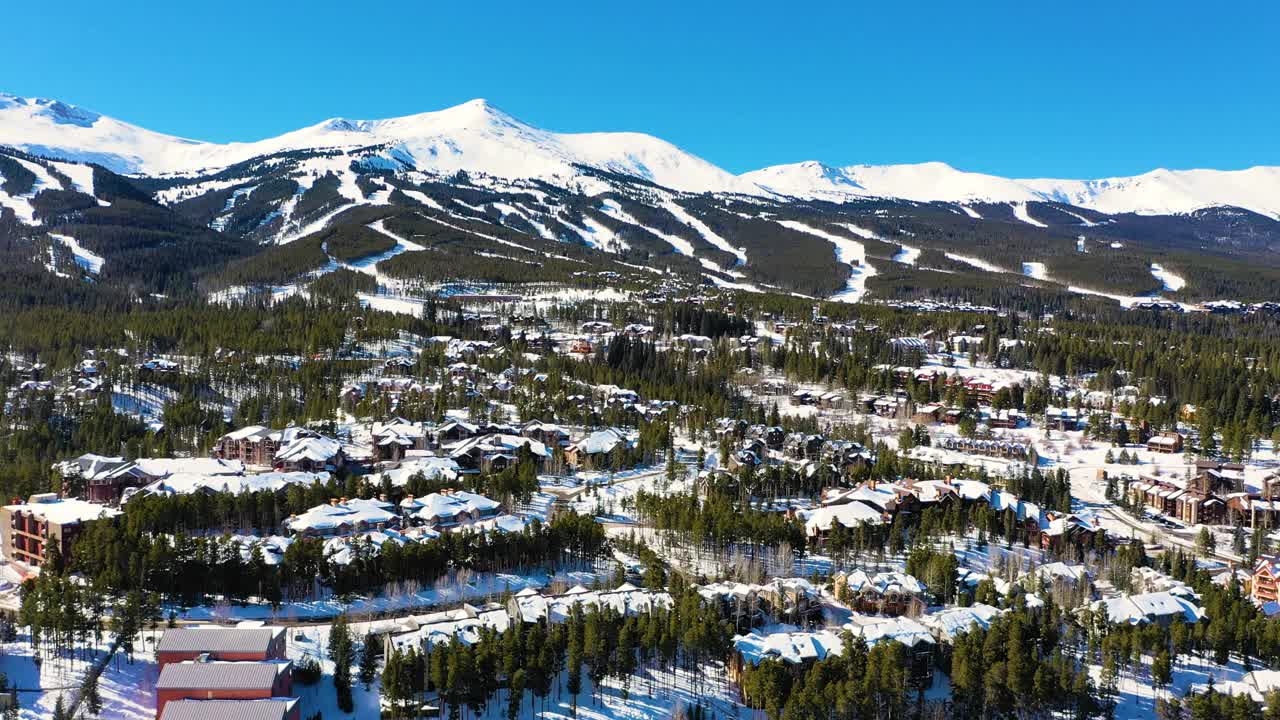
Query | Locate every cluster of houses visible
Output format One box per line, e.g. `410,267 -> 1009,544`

796,477 -> 1106,552
1127,461 -> 1280,527
937,436 -> 1031,460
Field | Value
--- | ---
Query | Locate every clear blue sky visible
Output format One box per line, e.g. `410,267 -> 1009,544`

5,0 -> 1276,178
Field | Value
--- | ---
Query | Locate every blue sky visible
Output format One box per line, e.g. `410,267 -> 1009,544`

4,1 -> 1276,178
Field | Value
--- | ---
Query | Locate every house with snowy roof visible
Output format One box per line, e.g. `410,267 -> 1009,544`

156,660 -> 293,719
506,583 -> 673,625
564,428 -> 636,468
799,502 -> 887,541
444,433 -> 550,472
1091,591 -> 1204,627
407,490 -> 502,531
285,497 -> 399,538
832,571 -> 926,616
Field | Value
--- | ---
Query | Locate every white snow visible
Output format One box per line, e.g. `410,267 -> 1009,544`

597,198 -> 695,255
945,252 -> 1007,273
893,244 -> 920,265
1021,261 -> 1048,280
740,158 -> 1280,220
1011,201 -> 1047,227
775,220 -> 877,302
957,204 -> 982,219
660,197 -> 747,265
1150,263 -> 1186,292
4,93 -> 1280,219
48,232 -> 104,274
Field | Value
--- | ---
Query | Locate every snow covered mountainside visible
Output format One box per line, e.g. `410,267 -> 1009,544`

3,92 -> 1280,218
3,91 -> 1280,307
742,160 -> 1280,220
0,94 -> 754,194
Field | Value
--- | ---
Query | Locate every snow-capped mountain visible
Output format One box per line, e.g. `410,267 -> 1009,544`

0,94 -> 756,194
742,160 -> 1280,220
3,91 -> 1279,218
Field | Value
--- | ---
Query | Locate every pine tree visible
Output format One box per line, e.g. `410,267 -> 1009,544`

359,632 -> 379,689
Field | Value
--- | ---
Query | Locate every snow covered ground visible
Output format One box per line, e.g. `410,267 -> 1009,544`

945,252 -> 1007,273
774,221 -> 878,303
48,233 -> 104,274
1150,263 -> 1186,292
1022,261 -> 1048,280
893,244 -> 920,265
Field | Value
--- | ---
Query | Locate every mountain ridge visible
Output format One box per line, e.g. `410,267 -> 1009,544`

2,92 -> 1279,218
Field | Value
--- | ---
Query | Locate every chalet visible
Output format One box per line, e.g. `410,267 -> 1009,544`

986,408 -> 1023,429
1252,557 -> 1280,604
697,579 -> 822,631
445,434 -> 551,473
1146,431 -> 1184,454
521,420 -> 570,448
783,433 -> 824,460
371,420 -> 428,462
274,434 -> 345,473
1045,407 -> 1081,431
1090,591 -> 1204,627
564,428 -> 635,468
507,583 -> 673,625
800,502 -> 887,542
55,453 -> 154,504
833,571 -> 926,616
285,497 -> 399,538
727,449 -> 764,472
911,403 -> 943,424
435,419 -> 480,445
409,490 -> 502,531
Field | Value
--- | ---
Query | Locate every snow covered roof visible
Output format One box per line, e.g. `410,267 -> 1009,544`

838,571 -> 923,597
4,495 -> 120,526
574,428 -> 635,455
509,584 -> 673,624
134,457 -> 245,477
920,604 -> 1003,640
733,629 -> 846,666
413,491 -> 501,522
844,615 -> 935,648
1032,562 -> 1089,584
389,607 -> 511,652
801,502 -> 885,531
133,471 -> 324,499
286,497 -> 397,533
275,435 -> 342,464
1093,591 -> 1204,626
378,457 -> 460,486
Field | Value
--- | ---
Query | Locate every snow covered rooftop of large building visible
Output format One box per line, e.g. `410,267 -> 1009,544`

800,502 -> 886,532
844,615 -> 936,648
509,583 -> 673,624
1093,591 -> 1204,626
286,497 -> 397,533
412,490 -> 501,522
919,604 -> 1003,640
4,495 -> 120,526
733,628 -> 846,666
134,471 -> 325,498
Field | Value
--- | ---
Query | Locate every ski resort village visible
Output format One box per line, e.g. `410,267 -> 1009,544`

4,279 -> 1280,720
2,43 -> 1280,718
